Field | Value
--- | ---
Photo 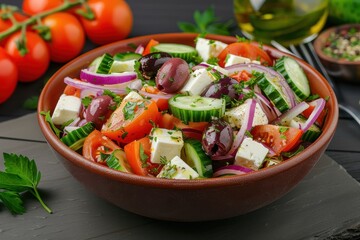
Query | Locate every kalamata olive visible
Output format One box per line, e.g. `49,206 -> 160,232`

85,95 -> 113,129
202,118 -> 233,157
155,58 -> 190,93
201,77 -> 240,105
138,52 -> 172,79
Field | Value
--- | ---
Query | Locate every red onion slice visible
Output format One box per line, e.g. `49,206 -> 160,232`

213,164 -> 253,177
135,44 -> 144,54
64,77 -> 128,95
226,63 -> 297,108
272,101 -> 309,126
228,98 -> 257,156
138,90 -> 174,100
80,69 -> 137,85
298,98 -> 326,132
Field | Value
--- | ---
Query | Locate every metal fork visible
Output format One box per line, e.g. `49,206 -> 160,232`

271,40 -> 360,126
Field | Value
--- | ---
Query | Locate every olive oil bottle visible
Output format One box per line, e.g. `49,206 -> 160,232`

234,0 -> 329,46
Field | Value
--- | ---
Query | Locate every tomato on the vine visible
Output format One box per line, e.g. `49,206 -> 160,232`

22,0 -> 63,15
5,31 -> 50,82
42,12 -> 85,63
0,12 -> 27,46
79,0 -> 133,45
0,47 -> 18,104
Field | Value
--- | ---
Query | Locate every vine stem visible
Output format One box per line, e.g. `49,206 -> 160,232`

0,0 -> 86,40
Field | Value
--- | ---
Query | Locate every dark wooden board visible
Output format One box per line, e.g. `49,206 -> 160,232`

0,139 -> 359,239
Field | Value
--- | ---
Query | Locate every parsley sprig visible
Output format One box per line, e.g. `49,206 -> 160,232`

178,6 -> 235,35
0,153 -> 52,215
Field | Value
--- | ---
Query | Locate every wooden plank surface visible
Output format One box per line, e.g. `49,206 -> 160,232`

0,139 -> 359,240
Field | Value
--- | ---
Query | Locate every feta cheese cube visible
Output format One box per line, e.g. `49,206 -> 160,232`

180,68 -> 215,96
51,94 -> 82,125
224,54 -> 261,67
150,128 -> 184,164
110,60 -> 136,73
201,62 -> 229,76
235,137 -> 269,170
123,91 -> 143,102
196,37 -> 228,62
224,102 -> 268,128
157,156 -> 199,179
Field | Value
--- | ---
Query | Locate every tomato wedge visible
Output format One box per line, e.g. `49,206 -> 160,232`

101,98 -> 160,144
251,125 -> 302,155
83,129 -> 120,164
143,39 -> 159,55
217,42 -> 273,67
124,136 -> 160,176
158,113 -> 208,140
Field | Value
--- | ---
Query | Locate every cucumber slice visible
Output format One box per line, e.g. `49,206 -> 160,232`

275,56 -> 310,101
90,53 -> 114,74
169,95 -> 226,123
106,149 -> 133,173
181,139 -> 213,178
290,116 -> 321,142
151,43 -> 198,62
114,52 -> 142,61
256,73 -> 292,113
60,122 -> 95,151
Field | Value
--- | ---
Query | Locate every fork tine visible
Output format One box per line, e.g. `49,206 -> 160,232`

289,45 -> 302,59
298,44 -> 315,67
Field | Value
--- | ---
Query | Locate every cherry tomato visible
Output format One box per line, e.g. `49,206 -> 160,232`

0,47 -> 18,104
42,12 -> 85,63
83,129 -> 120,164
124,137 -> 161,176
5,31 -> 50,82
79,0 -> 133,45
22,0 -> 63,15
101,98 -> 160,144
251,124 -> 303,155
302,105 -> 327,127
0,12 -> 27,46
217,42 -> 273,67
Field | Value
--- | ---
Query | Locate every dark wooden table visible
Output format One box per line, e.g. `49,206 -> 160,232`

0,1 -> 360,239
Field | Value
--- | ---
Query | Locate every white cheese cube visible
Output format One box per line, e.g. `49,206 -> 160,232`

110,60 -> 136,73
235,137 -> 269,170
150,128 -> 184,164
180,68 -> 215,96
51,94 -> 82,125
123,91 -> 143,102
224,102 -> 268,128
157,156 -> 199,179
224,54 -> 261,67
196,37 -> 228,62
201,62 -> 229,76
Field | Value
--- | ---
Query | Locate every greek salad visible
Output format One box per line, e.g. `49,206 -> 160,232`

44,36 -> 328,179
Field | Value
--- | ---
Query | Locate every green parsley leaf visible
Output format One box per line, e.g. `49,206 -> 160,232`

0,153 -> 52,214
40,111 -> 62,138
23,96 -> 39,110
123,101 -> 137,120
178,6 -> 235,35
81,96 -> 93,108
0,191 -> 25,215
139,144 -> 149,168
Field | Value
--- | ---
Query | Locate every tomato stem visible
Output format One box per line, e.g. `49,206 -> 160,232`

0,0 -> 90,41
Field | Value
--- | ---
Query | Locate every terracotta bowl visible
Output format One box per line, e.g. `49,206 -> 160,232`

38,33 -> 338,222
314,24 -> 360,83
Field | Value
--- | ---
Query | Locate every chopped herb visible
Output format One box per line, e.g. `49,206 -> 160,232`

123,101 -> 137,120
160,156 -> 168,165
40,111 -> 62,138
282,145 -> 305,158
139,144 -> 149,168
121,131 -> 128,139
82,96 -> 92,108
206,57 -> 219,65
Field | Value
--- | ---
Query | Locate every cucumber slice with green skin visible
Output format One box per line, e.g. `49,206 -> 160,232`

256,72 -> 292,113
90,53 -> 114,74
275,56 -> 310,101
106,149 -> 133,173
150,43 -> 198,62
169,95 -> 226,123
60,122 -> 95,151
290,116 -> 321,142
114,52 -> 142,61
182,139 -> 213,178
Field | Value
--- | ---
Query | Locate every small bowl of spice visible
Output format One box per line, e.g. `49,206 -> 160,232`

314,24 -> 360,83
